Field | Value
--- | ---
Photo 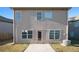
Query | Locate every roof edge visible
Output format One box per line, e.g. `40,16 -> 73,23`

0,16 -> 13,23
12,7 -> 71,10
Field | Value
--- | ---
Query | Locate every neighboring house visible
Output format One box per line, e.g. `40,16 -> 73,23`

0,16 -> 13,41
68,16 -> 79,44
13,7 -> 70,44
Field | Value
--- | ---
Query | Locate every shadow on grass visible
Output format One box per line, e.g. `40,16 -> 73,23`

72,44 -> 79,47
0,39 -> 13,45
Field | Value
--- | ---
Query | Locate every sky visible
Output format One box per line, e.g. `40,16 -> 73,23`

68,7 -> 79,17
0,7 -> 79,19
0,7 -> 13,19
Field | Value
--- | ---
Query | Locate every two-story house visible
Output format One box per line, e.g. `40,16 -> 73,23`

13,7 -> 70,44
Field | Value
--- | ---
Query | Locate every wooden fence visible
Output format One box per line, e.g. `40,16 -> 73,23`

0,32 -> 13,41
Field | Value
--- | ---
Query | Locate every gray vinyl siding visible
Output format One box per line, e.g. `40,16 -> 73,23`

0,21 -> 13,34
0,21 -> 13,40
14,9 -> 68,43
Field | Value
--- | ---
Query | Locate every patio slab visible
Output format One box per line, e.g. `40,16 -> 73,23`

25,44 -> 55,52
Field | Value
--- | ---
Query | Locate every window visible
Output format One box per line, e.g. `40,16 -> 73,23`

28,31 -> 32,39
55,30 -> 60,39
49,30 -> 54,39
37,11 -> 53,20
15,11 -> 21,22
37,12 -> 42,20
44,11 -> 53,19
22,31 -> 27,39
22,30 -> 32,39
49,30 -> 60,39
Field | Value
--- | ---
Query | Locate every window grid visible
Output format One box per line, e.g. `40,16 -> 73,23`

22,30 -> 32,39
15,12 -> 21,22
22,31 -> 27,39
49,30 -> 54,39
49,30 -> 60,40
37,12 -> 42,20
55,30 -> 60,39
28,31 -> 32,39
37,11 -> 53,20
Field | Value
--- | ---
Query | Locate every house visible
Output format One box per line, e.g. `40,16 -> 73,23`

13,7 -> 70,44
68,16 -> 79,44
0,16 -> 13,41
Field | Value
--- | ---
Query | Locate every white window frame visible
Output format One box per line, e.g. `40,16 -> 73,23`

22,30 -> 32,39
22,30 -> 27,39
49,30 -> 54,39
44,11 -> 53,20
15,11 -> 22,22
54,30 -> 61,40
28,30 -> 32,39
37,11 -> 53,20
37,12 -> 43,20
49,29 -> 61,40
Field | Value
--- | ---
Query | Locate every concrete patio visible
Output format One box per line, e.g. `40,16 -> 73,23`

25,44 -> 55,52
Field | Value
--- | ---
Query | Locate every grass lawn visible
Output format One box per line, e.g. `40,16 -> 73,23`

0,43 -> 29,52
51,43 -> 79,52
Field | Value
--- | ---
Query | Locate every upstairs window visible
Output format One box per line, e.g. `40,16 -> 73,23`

37,12 -> 42,20
37,11 -> 53,20
44,11 -> 53,19
15,11 -> 21,22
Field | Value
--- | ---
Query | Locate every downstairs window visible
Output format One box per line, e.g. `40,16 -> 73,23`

22,30 -> 32,39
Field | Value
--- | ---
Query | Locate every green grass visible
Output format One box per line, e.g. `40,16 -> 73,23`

51,43 -> 79,52
0,43 -> 29,52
